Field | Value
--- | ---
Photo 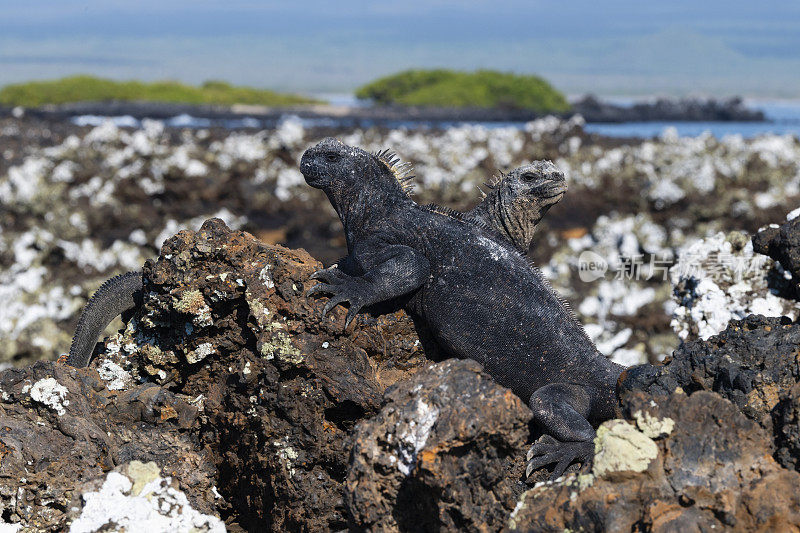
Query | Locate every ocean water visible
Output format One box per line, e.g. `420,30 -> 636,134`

72,98 -> 800,140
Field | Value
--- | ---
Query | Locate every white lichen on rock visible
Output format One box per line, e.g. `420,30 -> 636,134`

69,461 -> 224,533
592,420 -> 658,477
395,399 -> 439,476
272,439 -> 299,478
633,410 -> 675,439
97,360 -> 133,391
29,377 -> 69,415
186,342 -> 215,364
669,231 -> 799,340
258,265 -> 275,289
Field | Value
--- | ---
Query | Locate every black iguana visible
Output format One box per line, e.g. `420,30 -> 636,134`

64,160 -> 564,370
302,138 -> 623,479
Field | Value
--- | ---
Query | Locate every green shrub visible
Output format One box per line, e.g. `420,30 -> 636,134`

0,75 -> 319,107
356,69 -> 570,112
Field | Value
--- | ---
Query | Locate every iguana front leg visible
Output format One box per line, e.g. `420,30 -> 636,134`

308,242 -> 430,329
525,383 -> 597,480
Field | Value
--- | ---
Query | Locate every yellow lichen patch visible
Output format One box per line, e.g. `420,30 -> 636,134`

633,410 -> 675,439
126,460 -> 162,497
593,420 -> 658,478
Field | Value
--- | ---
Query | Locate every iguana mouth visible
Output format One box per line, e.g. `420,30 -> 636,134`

534,183 -> 567,199
540,191 -> 565,199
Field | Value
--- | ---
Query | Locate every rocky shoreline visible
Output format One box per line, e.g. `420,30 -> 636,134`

1,114 -> 800,530
571,95 -> 765,123
1,217 -> 800,531
0,94 -> 766,128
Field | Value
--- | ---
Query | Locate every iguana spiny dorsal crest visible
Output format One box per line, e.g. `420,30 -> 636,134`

373,149 -> 415,195
370,146 -> 567,253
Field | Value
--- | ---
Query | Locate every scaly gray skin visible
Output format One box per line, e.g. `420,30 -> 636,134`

302,138 -> 624,480
64,164 -> 562,368
464,161 -> 566,253
66,271 -> 143,367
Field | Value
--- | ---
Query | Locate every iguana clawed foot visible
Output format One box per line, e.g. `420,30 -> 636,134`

526,434 -> 594,481
307,267 -> 367,329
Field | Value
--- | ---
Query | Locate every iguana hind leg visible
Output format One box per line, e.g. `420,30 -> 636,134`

526,383 -> 596,480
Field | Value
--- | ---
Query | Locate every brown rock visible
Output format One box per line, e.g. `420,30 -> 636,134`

0,361 -> 218,531
346,359 -> 532,532
507,391 -> 800,532
91,218 -> 430,531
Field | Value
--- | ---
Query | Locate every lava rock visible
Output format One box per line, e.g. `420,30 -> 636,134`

4,217 -> 800,531
774,382 -> 800,471
346,359 -> 531,532
92,217 -> 429,531
0,361 -> 218,531
620,315 -> 800,430
753,215 -> 800,285
508,390 -> 800,532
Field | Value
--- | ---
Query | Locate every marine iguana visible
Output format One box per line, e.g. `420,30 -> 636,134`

302,138 -> 624,479
64,161 -> 564,368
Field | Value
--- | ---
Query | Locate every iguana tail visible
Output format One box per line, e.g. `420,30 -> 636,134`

67,271 -> 143,367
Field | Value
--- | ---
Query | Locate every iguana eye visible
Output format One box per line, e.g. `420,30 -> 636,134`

325,152 -> 340,163
521,172 -> 537,181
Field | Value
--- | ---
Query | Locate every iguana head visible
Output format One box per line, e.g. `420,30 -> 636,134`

470,160 -> 567,251
490,161 -> 566,217
300,137 -> 408,195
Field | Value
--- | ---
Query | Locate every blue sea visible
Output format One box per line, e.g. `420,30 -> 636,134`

72,96 -> 800,140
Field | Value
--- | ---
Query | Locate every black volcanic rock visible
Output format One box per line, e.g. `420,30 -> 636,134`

572,95 -> 765,123
619,315 -> 800,426
753,215 -> 800,284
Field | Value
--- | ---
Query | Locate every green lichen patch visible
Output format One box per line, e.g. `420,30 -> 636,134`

257,327 -> 303,365
173,289 -> 213,327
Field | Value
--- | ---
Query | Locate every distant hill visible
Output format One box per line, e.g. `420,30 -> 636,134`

356,69 -> 570,113
0,76 -> 319,107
